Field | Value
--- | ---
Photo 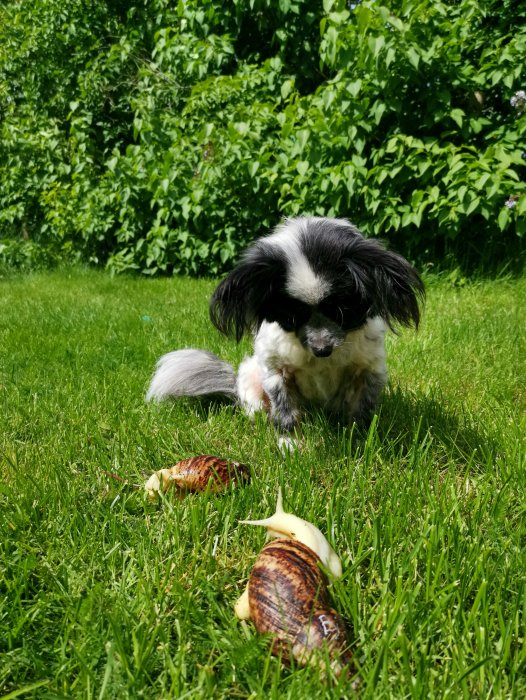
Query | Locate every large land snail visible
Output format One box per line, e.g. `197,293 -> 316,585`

144,455 -> 250,500
235,491 -> 357,682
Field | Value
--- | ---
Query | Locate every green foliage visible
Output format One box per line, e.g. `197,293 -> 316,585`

311,0 -> 526,247
0,0 -> 525,274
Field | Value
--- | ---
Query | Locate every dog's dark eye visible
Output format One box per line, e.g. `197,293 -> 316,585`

265,298 -> 311,332
319,298 -> 370,330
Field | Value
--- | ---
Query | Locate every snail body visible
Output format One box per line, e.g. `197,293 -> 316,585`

235,491 -> 355,680
239,488 -> 342,577
144,455 -> 249,499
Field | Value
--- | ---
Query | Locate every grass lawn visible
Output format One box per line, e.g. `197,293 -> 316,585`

1,267 -> 525,699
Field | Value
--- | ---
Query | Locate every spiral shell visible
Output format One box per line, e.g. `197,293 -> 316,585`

144,455 -> 250,499
238,538 -> 354,679
235,492 -> 356,681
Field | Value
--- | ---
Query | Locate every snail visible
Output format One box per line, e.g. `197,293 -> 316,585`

144,455 -> 250,500
235,491 -> 357,681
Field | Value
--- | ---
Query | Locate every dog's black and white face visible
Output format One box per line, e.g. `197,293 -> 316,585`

210,217 -> 424,355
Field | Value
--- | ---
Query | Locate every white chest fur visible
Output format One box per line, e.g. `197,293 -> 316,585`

252,317 -> 388,405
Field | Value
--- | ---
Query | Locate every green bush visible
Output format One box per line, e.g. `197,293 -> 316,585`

0,0 -> 525,274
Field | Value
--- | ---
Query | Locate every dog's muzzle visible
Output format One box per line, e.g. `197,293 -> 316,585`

299,312 -> 345,359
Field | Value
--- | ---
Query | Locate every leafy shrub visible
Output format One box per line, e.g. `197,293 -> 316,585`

0,0 -> 524,274
310,0 -> 526,251
0,238 -> 62,274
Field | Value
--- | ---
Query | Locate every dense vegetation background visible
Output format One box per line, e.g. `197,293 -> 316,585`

1,0 -> 525,275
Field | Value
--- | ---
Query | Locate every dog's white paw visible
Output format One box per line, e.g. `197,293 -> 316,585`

278,434 -> 301,455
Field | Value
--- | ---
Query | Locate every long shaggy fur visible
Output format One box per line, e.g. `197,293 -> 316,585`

145,349 -> 236,402
146,216 -> 424,437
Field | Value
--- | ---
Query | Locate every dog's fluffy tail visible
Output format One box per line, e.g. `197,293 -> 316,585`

145,349 -> 237,402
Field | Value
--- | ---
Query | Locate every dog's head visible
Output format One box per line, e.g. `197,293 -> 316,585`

210,217 -> 424,357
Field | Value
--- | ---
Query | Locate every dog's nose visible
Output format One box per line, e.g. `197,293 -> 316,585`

312,345 -> 333,358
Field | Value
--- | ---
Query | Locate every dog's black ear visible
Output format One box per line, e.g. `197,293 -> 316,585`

210,253 -> 284,342
346,239 -> 424,330
371,248 -> 425,330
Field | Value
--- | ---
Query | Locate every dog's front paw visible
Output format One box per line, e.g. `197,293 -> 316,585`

270,407 -> 300,433
278,434 -> 301,455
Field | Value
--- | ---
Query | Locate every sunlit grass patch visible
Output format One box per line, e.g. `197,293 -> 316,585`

1,269 -> 525,698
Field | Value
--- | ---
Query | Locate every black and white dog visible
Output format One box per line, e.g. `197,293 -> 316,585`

146,217 -> 424,444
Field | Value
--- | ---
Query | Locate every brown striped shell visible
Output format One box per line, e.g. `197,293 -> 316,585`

246,538 -> 355,679
144,455 -> 250,499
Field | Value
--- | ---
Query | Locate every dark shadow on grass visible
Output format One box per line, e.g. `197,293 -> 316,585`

168,395 -> 237,421
153,387 -> 499,471
344,385 -> 499,469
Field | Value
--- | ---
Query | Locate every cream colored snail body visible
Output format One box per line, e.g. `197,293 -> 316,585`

235,491 -> 356,680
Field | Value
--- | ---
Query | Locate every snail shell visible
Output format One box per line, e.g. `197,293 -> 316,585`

235,491 -> 356,681
239,538 -> 354,678
144,455 -> 250,499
